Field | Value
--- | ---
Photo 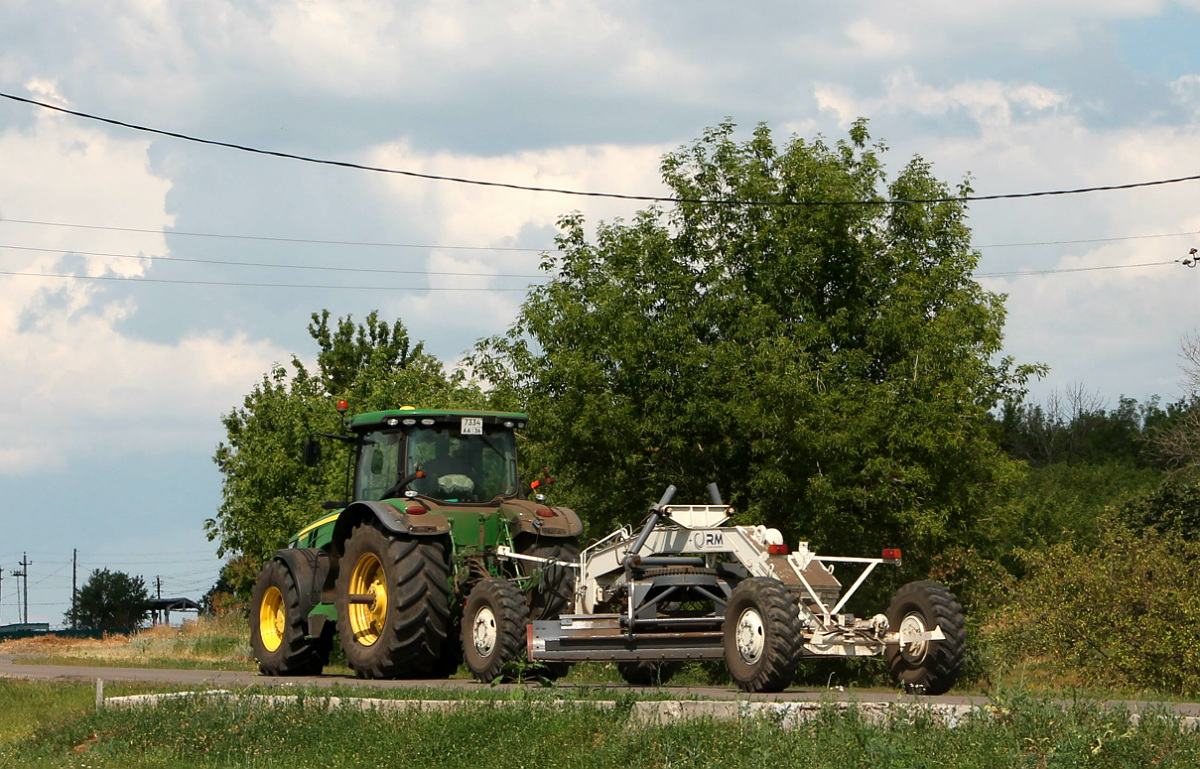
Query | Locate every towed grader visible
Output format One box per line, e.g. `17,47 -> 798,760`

250,407 -> 966,694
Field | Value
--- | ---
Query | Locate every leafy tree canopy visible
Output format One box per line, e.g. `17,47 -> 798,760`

69,568 -> 150,631
207,310 -> 487,560
474,120 -> 1038,564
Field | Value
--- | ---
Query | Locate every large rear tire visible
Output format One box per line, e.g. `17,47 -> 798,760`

722,577 -> 803,693
513,534 -> 579,620
885,580 -> 966,695
462,579 -> 529,682
249,559 -> 324,676
335,522 -> 451,678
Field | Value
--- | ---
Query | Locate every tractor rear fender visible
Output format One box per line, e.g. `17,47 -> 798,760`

506,501 -> 583,539
269,547 -> 330,637
329,500 -> 451,559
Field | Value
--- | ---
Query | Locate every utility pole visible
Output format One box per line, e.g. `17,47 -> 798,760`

11,554 -> 30,625
21,554 -> 30,625
71,549 -> 78,630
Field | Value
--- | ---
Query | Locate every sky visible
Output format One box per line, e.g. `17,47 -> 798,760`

3,1 -> 1200,626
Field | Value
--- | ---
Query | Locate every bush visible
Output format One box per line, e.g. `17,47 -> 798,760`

1122,476 -> 1200,539
988,520 -> 1200,695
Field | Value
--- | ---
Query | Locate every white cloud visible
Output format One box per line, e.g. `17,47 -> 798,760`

0,92 -> 287,475
364,137 -> 670,352
816,69 -> 1067,129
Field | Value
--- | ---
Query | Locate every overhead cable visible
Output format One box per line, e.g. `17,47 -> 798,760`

8,90 -> 1200,207
0,269 -> 538,291
6,213 -> 1200,254
0,244 -> 548,279
0,216 -> 556,253
976,260 -> 1178,277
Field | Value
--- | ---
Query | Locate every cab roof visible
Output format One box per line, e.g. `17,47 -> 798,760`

348,408 -> 528,430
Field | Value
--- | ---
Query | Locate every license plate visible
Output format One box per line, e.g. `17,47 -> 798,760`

460,417 -> 483,435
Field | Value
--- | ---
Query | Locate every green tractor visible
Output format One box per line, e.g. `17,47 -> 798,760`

249,405 -> 582,681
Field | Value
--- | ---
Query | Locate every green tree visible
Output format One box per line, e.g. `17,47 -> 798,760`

69,569 -> 150,631
207,310 -> 487,561
475,120 -> 1036,567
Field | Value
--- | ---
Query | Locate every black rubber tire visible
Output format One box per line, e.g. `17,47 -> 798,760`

429,627 -> 464,678
462,579 -> 529,682
335,522 -> 451,678
513,534 -> 580,620
617,661 -> 681,686
722,577 -> 804,693
885,580 -> 967,695
249,559 -> 325,676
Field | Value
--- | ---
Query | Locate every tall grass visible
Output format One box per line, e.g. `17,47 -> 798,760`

0,612 -> 254,670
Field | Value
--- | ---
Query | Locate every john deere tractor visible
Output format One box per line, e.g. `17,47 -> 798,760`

249,406 -> 581,681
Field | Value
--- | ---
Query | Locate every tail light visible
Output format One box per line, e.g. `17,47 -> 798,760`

406,505 -> 427,516
882,548 -> 902,562
535,508 -> 555,518
768,544 -> 789,555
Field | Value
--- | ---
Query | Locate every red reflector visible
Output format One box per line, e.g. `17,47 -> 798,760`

882,548 -> 902,561
406,505 -> 427,516
336,399 -> 349,413
535,508 -> 554,518
768,544 -> 789,555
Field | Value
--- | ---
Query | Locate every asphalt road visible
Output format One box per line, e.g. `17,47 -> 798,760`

3,654 -> 1199,717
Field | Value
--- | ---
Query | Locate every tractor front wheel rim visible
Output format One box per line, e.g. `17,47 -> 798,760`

472,606 -> 498,658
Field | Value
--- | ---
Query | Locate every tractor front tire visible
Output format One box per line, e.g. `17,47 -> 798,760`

335,522 -> 451,678
722,577 -> 803,693
514,534 -> 580,620
885,580 -> 967,695
250,559 -> 324,676
463,579 -> 529,682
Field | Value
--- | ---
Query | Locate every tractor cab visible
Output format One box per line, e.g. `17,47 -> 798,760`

349,409 -> 526,505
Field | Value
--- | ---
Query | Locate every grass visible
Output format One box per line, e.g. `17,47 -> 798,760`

2,682 -> 1198,768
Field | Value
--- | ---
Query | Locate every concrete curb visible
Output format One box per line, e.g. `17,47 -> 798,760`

98,687 -> 1200,731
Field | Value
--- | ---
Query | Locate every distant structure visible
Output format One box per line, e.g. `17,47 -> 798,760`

148,597 -> 202,627
0,622 -> 50,636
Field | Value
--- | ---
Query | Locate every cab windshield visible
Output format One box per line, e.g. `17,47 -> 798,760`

406,425 -> 518,503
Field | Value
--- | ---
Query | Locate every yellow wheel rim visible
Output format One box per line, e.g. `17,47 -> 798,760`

348,552 -> 388,646
259,586 -> 285,653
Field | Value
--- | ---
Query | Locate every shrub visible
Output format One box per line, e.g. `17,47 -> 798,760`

989,519 -> 1200,695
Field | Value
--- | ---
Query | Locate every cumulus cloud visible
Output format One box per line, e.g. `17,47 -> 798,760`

0,91 -> 287,475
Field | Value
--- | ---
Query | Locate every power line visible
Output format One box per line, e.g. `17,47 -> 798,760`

9,90 -> 1200,207
0,243 -> 548,279
0,216 -> 557,253
977,230 -> 1200,249
0,269 -> 540,291
976,260 -> 1179,278
6,213 -> 1200,257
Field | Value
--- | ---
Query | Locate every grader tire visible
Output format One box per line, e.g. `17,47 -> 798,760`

722,578 -> 803,693
885,580 -> 967,695
335,522 -> 451,678
249,559 -> 325,676
463,579 -> 529,682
